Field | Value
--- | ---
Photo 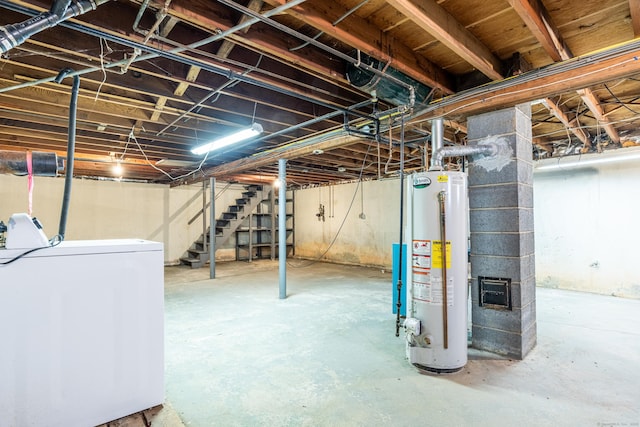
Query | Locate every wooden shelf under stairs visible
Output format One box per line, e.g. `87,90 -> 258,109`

179,185 -> 264,268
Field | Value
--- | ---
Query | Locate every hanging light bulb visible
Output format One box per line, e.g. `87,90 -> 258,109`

113,160 -> 123,176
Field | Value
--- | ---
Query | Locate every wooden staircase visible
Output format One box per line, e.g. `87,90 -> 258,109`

179,185 -> 265,268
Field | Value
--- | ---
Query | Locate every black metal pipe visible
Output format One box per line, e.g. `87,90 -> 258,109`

55,68 -> 79,240
0,1 -> 373,121
0,0 -> 106,54
395,112 -> 406,337
0,150 -> 61,176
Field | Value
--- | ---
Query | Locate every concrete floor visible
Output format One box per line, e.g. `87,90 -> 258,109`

163,260 -> 639,427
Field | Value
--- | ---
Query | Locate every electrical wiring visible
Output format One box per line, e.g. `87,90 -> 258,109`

0,234 -> 63,266
604,83 -> 640,115
127,128 -> 211,181
535,114 -> 640,139
93,37 -> 110,102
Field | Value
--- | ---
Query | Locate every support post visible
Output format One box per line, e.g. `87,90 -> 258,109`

468,104 -> 536,359
202,180 -> 207,252
278,159 -> 287,299
209,177 -> 216,279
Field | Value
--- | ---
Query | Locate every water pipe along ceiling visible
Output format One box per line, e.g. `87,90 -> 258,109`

1,0 -> 640,187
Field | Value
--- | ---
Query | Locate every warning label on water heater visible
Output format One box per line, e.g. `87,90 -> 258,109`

412,240 -> 431,256
412,273 -> 454,306
431,240 -> 451,269
412,240 -> 431,270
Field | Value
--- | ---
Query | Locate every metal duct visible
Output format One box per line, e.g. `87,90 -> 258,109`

430,118 -> 444,170
346,52 -> 433,106
431,144 -> 497,171
0,150 -> 62,176
0,0 -> 107,54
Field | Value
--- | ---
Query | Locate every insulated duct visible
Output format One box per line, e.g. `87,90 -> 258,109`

429,134 -> 515,171
431,144 -> 497,170
346,52 -> 433,106
0,150 -> 62,176
0,0 -> 107,54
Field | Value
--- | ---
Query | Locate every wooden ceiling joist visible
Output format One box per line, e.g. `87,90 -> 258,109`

508,0 -> 621,146
1,0 -> 639,184
259,0 -> 455,94
420,41 -> 640,119
385,0 -> 503,81
541,97 -> 590,146
629,0 -> 640,37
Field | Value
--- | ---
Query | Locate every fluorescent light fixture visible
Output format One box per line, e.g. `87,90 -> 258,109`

155,159 -> 195,167
535,146 -> 640,171
191,123 -> 263,155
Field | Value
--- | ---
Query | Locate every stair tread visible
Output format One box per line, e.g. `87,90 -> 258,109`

183,186 -> 270,263
188,249 -> 208,254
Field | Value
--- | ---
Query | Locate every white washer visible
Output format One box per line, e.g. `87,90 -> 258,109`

0,239 -> 164,427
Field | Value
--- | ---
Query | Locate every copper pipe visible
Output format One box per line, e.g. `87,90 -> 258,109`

438,190 -> 448,349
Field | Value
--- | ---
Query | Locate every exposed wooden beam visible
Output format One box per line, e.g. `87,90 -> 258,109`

386,0 -> 503,81
576,89 -> 621,143
173,0 -> 264,97
160,16 -> 180,37
418,42 -> 640,120
630,0 -> 640,37
541,97 -> 590,145
165,4 -> 353,93
219,0 -> 263,58
507,0 -> 571,62
0,77 -> 232,140
150,97 -> 167,122
191,38 -> 640,181
178,134 -> 365,186
259,0 -> 454,94
509,0 -> 620,145
173,66 -> 201,97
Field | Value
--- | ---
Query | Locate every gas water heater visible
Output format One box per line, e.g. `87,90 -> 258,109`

404,170 -> 468,373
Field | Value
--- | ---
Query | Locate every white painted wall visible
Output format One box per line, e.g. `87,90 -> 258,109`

294,179 -> 402,267
294,157 -> 640,299
533,154 -> 640,298
0,175 -> 248,264
5,154 -> 637,298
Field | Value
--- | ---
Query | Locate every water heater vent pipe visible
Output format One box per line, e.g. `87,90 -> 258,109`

431,144 -> 498,171
429,118 -> 509,170
430,118 -> 444,170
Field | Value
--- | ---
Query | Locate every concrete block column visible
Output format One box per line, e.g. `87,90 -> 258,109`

467,104 -> 536,359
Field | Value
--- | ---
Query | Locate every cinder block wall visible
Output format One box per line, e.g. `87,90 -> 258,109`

467,104 -> 537,359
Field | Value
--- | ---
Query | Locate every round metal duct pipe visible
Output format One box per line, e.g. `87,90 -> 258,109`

346,52 -> 433,106
0,150 -> 61,176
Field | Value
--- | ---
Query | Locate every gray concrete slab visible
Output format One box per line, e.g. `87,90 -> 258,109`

164,261 -> 639,427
